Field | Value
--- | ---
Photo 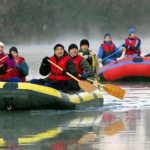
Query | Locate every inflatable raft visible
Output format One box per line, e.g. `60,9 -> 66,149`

98,56 -> 150,82
0,82 -> 103,110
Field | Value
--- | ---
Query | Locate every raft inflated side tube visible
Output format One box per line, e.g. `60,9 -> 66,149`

0,82 -> 103,110
98,57 -> 150,82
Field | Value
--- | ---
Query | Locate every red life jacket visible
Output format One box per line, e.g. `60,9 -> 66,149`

16,56 -> 26,82
72,55 -> 83,79
125,38 -> 141,55
101,42 -> 115,57
0,53 -> 7,65
17,56 -> 24,64
0,53 -> 20,81
0,67 -> 19,81
48,55 -> 71,81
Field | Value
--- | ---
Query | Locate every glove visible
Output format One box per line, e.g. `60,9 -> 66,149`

82,55 -> 89,59
42,56 -> 49,64
98,58 -> 103,62
0,63 -> 7,75
8,53 -> 13,59
120,47 -> 126,52
81,72 -> 89,80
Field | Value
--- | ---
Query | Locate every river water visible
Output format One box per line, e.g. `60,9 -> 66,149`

0,44 -> 150,150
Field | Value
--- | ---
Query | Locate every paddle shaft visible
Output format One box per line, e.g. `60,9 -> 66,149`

99,48 -> 125,63
145,53 -> 150,57
48,60 -> 80,82
86,78 -> 103,87
0,55 -> 8,62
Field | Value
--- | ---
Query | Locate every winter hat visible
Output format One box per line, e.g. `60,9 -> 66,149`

0,41 -> 4,47
54,44 -> 64,51
104,33 -> 111,39
80,39 -> 89,47
9,47 -> 18,53
68,44 -> 78,52
128,28 -> 136,35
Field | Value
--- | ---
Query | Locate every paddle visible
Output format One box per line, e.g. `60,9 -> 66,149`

48,60 -> 98,93
86,78 -> 125,99
0,55 -> 7,62
145,53 -> 150,57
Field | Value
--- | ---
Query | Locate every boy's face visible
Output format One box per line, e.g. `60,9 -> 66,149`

105,36 -> 111,42
69,48 -> 78,57
0,46 -> 4,54
54,47 -> 64,57
81,45 -> 89,51
130,33 -> 136,38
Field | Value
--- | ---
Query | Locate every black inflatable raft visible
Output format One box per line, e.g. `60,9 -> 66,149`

0,82 -> 103,110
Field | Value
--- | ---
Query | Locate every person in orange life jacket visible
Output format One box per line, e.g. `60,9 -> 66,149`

68,44 -> 94,80
78,39 -> 99,74
9,47 -> 29,82
0,41 -> 21,82
122,28 -> 141,56
98,33 -> 122,65
30,44 -> 79,91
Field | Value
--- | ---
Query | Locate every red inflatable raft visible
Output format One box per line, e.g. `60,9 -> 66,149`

98,57 -> 150,82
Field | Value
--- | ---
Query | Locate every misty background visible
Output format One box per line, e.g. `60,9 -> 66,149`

1,0 -> 150,78
0,0 -> 150,43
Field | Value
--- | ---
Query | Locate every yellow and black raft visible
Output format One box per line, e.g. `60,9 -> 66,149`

0,82 -> 103,110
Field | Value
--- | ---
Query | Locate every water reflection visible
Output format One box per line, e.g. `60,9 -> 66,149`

96,109 -> 150,150
1,82 -> 150,149
0,111 -> 103,149
1,109 -> 150,150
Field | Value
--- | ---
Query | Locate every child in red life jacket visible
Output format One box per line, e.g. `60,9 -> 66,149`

9,47 -> 29,82
122,28 -> 141,57
98,33 -> 122,65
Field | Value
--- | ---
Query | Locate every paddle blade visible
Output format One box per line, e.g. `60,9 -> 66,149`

78,80 -> 98,93
104,120 -> 125,135
103,84 -> 125,99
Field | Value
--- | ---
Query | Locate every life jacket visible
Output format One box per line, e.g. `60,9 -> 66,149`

0,53 -> 7,65
0,53 -> 20,81
125,37 -> 141,55
101,42 -> 115,57
15,56 -> 26,82
78,50 -> 98,73
0,67 -> 19,81
72,55 -> 83,79
48,55 -> 71,81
